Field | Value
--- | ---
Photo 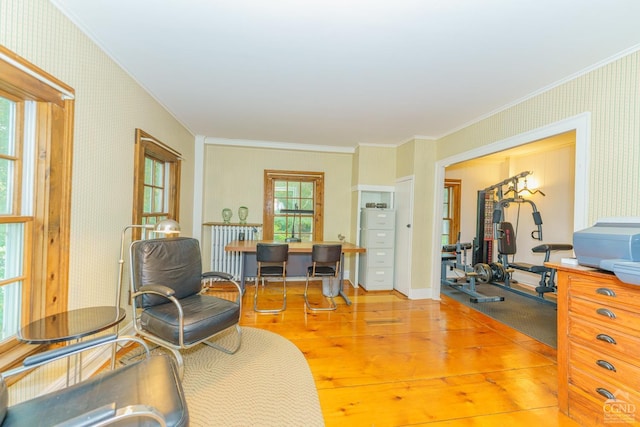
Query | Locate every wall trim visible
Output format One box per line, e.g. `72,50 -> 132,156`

193,135 -> 206,242
204,136 -> 355,154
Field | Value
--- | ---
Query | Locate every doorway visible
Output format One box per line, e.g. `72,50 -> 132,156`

430,113 -> 591,299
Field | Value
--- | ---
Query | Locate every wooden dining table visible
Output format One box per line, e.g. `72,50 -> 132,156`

224,240 -> 365,305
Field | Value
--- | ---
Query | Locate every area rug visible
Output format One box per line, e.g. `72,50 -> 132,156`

177,327 -> 323,427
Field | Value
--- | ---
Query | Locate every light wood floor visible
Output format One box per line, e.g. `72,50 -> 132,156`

238,280 -> 581,426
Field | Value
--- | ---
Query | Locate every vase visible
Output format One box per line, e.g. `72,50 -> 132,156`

222,208 -> 233,224
238,206 -> 248,224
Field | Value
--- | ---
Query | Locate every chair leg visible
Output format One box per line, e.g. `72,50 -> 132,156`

304,275 -> 337,312
254,277 -> 287,313
165,347 -> 185,380
203,324 -> 242,355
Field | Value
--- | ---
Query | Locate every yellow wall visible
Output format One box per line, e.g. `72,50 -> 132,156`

203,144 -> 352,238
202,143 -> 354,274
437,52 -> 640,223
0,0 -> 195,313
354,145 -> 397,185
4,0 -> 640,306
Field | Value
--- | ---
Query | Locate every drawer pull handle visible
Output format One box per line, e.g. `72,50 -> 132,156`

596,308 -> 616,319
596,387 -> 616,400
596,287 -> 616,297
596,334 -> 617,345
596,359 -> 617,372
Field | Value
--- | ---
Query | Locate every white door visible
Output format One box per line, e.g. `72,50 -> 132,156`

394,177 -> 413,296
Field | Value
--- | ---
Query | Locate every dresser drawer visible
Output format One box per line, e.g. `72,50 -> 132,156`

360,230 -> 394,248
569,295 -> 640,334
570,341 -> 640,392
569,366 -> 640,421
568,385 -> 638,426
361,209 -> 395,229
568,273 -> 640,312
569,317 -> 640,366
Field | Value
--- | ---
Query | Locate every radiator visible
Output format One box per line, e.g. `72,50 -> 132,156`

210,224 -> 261,279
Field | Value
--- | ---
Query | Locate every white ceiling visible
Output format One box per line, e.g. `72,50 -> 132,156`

51,0 -> 640,149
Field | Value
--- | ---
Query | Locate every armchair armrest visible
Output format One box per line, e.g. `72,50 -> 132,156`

3,335 -> 150,378
136,284 -> 176,298
202,271 -> 234,281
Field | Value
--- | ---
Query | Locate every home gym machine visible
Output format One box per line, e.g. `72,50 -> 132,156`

472,171 -> 573,302
441,233 -> 504,303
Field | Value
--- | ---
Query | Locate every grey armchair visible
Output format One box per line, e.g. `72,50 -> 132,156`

0,334 -> 188,426
129,237 -> 242,377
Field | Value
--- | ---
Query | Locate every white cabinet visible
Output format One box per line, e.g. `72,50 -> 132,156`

359,208 -> 395,290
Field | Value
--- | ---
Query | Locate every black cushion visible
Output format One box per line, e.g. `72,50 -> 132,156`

307,266 -> 336,276
141,294 -> 240,346
2,355 -> 188,427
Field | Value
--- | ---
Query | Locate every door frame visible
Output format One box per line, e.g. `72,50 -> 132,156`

430,113 -> 591,299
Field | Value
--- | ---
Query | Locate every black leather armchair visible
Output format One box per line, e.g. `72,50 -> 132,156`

129,237 -> 242,377
0,334 -> 188,426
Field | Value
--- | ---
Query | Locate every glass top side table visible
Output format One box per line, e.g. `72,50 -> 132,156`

18,306 -> 126,344
17,306 -> 126,384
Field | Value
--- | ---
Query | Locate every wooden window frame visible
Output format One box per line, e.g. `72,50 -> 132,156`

0,45 -> 75,368
263,170 -> 324,241
443,179 -> 461,245
132,129 -> 181,239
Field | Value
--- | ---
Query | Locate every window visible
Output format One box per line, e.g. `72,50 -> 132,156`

0,45 -> 74,364
132,129 -> 181,237
443,179 -> 461,245
263,170 -> 324,242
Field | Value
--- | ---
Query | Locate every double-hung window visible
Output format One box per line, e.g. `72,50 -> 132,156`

132,129 -> 181,238
263,170 -> 324,242
0,46 -> 74,366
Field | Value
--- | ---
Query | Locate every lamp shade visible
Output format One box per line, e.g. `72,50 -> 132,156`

154,219 -> 181,235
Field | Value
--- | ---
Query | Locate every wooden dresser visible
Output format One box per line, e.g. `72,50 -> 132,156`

554,263 -> 640,426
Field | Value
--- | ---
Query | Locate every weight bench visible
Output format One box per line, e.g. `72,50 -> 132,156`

441,241 -> 504,303
497,221 -> 573,297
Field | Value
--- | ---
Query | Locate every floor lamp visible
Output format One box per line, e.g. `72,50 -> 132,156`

113,219 -> 181,367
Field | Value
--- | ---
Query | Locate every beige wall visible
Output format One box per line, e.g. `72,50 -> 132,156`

202,143 -> 354,275
437,52 -> 640,222
354,145 -> 397,185
423,51 -> 640,296
4,0 -> 640,306
0,0 -> 195,314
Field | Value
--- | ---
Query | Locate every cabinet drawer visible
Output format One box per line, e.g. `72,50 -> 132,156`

569,317 -> 640,366
360,230 -> 395,248
570,341 -> 640,391
361,267 -> 394,290
361,250 -> 394,268
568,274 -> 640,311
361,209 -> 395,229
568,385 -> 638,426
569,366 -> 640,421
570,295 -> 640,334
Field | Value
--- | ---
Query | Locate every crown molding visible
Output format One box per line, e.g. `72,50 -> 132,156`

203,137 -> 355,153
